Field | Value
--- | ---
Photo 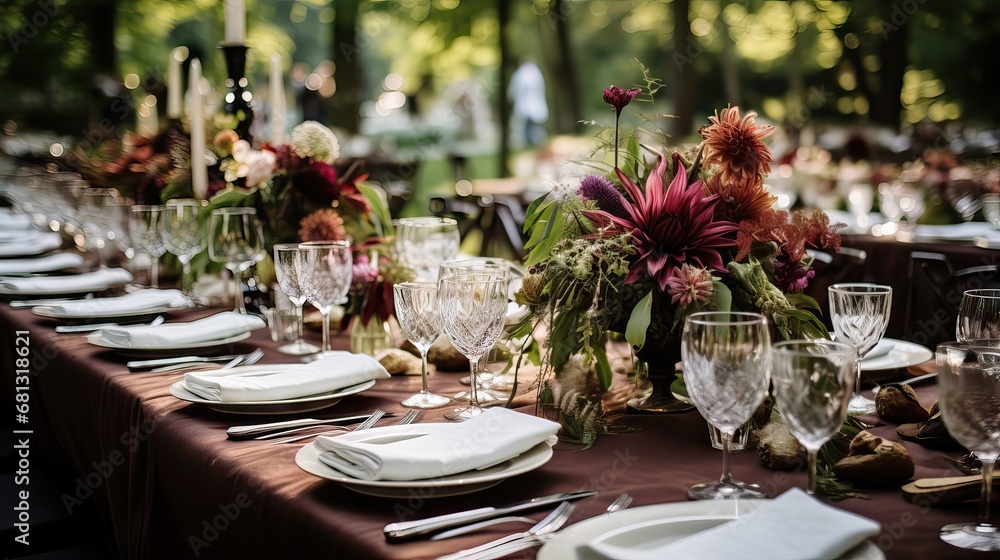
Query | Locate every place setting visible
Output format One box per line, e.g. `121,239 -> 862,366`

168,350 -> 390,414
85,310 -> 266,357
295,407 -> 560,498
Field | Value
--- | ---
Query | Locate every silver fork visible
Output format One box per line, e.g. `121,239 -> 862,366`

273,408 -> 387,444
149,348 -> 264,373
432,491 -> 628,542
436,502 -> 576,560
458,493 -> 631,560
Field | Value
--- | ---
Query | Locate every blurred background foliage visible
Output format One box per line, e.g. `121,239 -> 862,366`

1,0 -> 998,147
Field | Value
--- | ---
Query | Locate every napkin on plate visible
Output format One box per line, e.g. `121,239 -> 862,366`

863,339 -> 894,360
0,231 -> 62,257
39,289 -> 189,315
0,212 -> 32,230
182,352 -> 390,402
578,488 -> 881,560
315,407 -> 559,481
0,267 -> 132,294
0,252 -> 85,275
95,311 -> 264,348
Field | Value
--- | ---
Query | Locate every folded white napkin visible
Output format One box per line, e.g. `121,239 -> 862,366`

579,488 -> 881,560
0,252 -> 84,275
316,407 -> 559,481
0,267 -> 132,294
95,311 -> 264,348
40,289 -> 189,315
0,231 -> 62,257
183,352 -> 389,402
862,338 -> 894,361
0,212 -> 32,230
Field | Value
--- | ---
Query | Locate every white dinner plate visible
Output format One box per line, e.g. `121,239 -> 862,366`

32,304 -> 175,322
0,276 -> 127,296
539,500 -> 883,560
859,339 -> 932,372
169,379 -> 376,415
295,439 -> 554,498
85,331 -> 251,357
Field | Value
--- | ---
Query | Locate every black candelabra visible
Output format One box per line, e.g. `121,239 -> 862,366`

219,44 -> 254,143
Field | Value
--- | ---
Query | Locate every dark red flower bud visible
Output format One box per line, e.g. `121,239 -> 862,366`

603,86 -> 641,112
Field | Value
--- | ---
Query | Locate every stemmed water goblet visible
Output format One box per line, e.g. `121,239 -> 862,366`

771,340 -> 857,495
828,283 -> 892,414
129,205 -> 166,288
393,281 -> 450,409
208,207 -> 265,314
439,258 -> 512,402
957,289 -> 1000,342
296,241 -> 353,357
159,199 -> 206,296
936,341 -> 1000,552
438,271 -> 510,421
272,243 -> 321,356
682,311 -> 771,500
952,289 -> 1000,473
395,217 -> 460,281
78,188 -> 123,267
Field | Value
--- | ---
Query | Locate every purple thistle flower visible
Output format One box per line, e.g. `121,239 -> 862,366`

579,175 -> 627,218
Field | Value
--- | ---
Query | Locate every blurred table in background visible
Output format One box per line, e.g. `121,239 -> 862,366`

805,233 -> 999,345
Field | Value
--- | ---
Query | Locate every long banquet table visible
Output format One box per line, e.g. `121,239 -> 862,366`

0,303 -> 986,560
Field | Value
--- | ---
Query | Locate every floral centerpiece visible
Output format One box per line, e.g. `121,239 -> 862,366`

76,119 -> 405,326
509,88 -> 842,443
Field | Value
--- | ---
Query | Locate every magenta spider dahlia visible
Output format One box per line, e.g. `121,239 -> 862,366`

583,151 -> 738,292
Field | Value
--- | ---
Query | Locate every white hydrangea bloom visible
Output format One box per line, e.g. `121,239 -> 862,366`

289,121 -> 340,164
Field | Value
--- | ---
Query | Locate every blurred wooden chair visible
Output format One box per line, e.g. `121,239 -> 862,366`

905,251 -> 999,348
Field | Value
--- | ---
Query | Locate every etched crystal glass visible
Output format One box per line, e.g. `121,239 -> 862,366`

683,311 -> 771,500
772,339 -> 856,494
828,283 -> 892,413
393,282 -> 450,409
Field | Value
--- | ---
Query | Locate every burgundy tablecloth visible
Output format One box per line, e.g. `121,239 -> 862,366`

0,304 -> 985,560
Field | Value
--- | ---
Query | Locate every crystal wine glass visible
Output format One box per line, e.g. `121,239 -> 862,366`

393,281 -> 450,409
129,205 -> 166,288
682,311 -> 771,500
159,199 -> 206,296
296,240 -> 353,356
272,243 -> 321,356
936,341 -> 1000,552
438,272 -> 510,421
958,289 -> 1000,342
771,339 -> 857,495
208,207 -> 265,314
395,217 -> 460,281
77,188 -> 123,267
828,283 -> 892,414
439,258 -> 512,402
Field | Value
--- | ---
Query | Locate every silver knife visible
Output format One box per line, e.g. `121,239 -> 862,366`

226,414 -> 375,439
383,490 -> 596,542
127,354 -> 242,370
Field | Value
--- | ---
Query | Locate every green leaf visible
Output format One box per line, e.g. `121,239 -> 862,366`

711,278 -> 732,311
626,135 -> 640,177
785,292 -> 821,311
523,193 -> 555,232
593,341 -> 612,391
523,204 -> 567,267
524,201 -> 557,251
356,182 -> 393,238
625,290 -> 653,351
